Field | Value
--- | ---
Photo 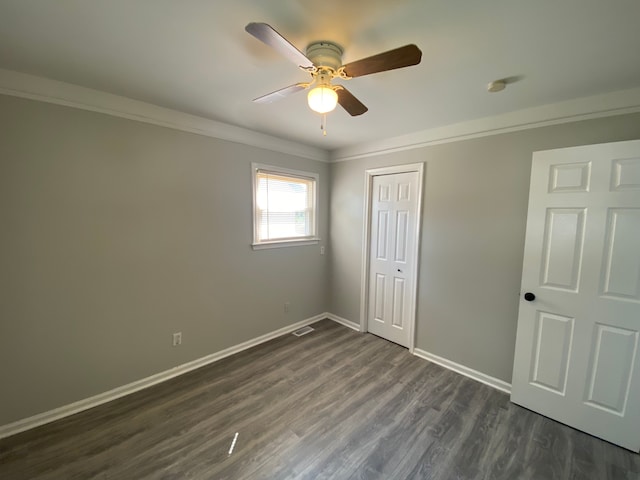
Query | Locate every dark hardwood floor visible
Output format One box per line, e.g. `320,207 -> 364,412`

1,319 -> 638,479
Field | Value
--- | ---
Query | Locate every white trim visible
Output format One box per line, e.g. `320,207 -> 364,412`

0,313 -> 512,439
331,86 -> 640,162
251,238 -> 320,250
0,68 -> 329,163
413,348 -> 512,394
325,313 -> 361,331
359,172 -> 374,335
359,163 -> 425,352
326,312 -> 511,394
250,162 -> 320,248
0,313 -> 327,440
3,69 -> 639,165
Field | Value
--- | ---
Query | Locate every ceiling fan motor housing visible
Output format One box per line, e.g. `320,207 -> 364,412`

306,41 -> 343,71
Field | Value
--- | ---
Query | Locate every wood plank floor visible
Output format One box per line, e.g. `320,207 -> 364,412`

1,319 -> 638,479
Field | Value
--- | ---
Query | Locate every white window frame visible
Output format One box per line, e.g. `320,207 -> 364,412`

251,163 -> 320,250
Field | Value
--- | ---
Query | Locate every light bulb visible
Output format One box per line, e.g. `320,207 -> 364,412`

307,86 -> 338,114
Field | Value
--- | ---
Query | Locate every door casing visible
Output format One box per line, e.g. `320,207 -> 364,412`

359,163 -> 425,352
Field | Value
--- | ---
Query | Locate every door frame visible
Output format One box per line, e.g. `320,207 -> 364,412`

359,163 -> 425,352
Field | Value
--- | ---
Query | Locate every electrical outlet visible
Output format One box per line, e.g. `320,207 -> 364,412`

320,246 -> 325,255
172,332 -> 182,346
284,302 -> 290,313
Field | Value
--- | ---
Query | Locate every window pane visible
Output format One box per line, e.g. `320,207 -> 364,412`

256,170 -> 316,242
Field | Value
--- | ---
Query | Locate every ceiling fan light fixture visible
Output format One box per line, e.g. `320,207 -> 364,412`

307,86 -> 338,114
246,23 -> 422,120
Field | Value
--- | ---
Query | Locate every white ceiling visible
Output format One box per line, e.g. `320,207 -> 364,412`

1,0 -> 640,152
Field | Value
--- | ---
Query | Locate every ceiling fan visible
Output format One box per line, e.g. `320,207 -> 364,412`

245,22 -> 422,120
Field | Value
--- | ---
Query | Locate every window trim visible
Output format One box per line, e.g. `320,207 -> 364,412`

251,163 -> 320,250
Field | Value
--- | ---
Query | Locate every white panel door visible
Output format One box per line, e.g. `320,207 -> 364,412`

511,139 -> 640,452
368,171 -> 419,347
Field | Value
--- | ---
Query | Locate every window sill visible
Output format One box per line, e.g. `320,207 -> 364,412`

252,238 -> 320,250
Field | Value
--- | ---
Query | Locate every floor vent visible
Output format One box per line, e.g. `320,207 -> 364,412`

292,326 -> 315,337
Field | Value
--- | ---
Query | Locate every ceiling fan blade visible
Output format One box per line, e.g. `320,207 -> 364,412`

253,83 -> 308,104
245,22 -> 314,69
336,87 -> 368,116
341,44 -> 422,78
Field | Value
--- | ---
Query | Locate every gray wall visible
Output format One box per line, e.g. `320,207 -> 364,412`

329,113 -> 640,383
0,95 -> 330,426
3,90 -> 640,429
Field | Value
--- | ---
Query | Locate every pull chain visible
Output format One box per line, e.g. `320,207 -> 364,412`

320,114 -> 328,136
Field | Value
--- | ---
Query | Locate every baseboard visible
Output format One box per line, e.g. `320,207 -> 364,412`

323,315 -> 511,394
0,313 -> 327,440
0,315 -> 510,439
413,348 -> 512,394
325,312 -> 361,331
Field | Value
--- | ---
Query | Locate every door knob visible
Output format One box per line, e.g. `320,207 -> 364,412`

524,292 -> 536,302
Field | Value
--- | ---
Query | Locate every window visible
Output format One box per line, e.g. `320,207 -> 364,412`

251,163 -> 319,249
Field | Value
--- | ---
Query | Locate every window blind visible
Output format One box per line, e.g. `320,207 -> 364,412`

255,169 -> 316,243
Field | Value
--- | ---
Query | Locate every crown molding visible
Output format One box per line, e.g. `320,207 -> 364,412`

3,68 -> 639,165
0,68 -> 330,163
330,87 -> 640,162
